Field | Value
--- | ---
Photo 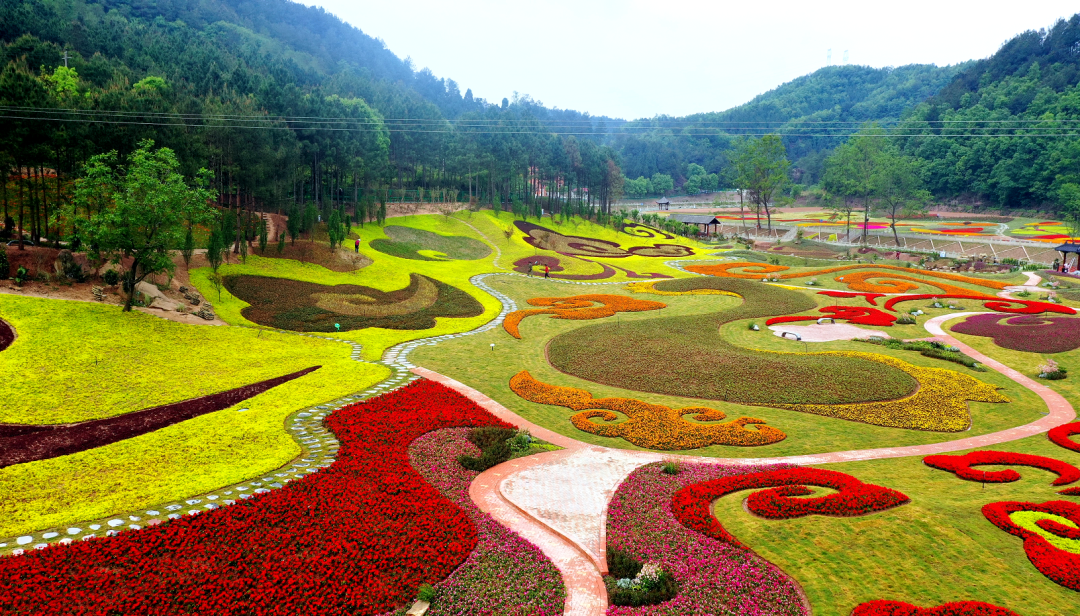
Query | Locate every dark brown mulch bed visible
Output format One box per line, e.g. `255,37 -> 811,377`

225,273 -> 484,333
0,366 -> 319,468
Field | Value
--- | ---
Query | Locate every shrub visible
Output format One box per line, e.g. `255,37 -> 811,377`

12,265 -> 28,287
102,268 -> 120,286
661,461 -> 680,475
0,245 -> 8,280
416,583 -> 435,603
606,562 -> 679,608
458,426 -> 516,472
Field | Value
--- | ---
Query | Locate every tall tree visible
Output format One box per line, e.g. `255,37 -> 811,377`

874,150 -> 930,247
68,140 -> 217,311
822,127 -> 885,244
731,135 -> 790,231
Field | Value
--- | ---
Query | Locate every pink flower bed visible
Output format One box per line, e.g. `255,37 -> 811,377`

606,462 -> 807,616
950,314 -> 1080,353
407,428 -> 565,615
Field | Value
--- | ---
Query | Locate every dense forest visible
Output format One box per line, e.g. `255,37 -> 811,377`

2,0 -> 1080,247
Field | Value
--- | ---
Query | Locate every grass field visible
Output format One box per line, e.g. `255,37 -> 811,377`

0,294 -> 387,538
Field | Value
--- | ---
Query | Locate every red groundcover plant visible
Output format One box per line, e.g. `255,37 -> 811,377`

1049,422 -> 1080,454
851,600 -> 1020,615
766,305 -> 897,327
0,379 -> 514,615
982,500 -> 1080,591
923,451 -> 1080,486
671,467 -> 909,547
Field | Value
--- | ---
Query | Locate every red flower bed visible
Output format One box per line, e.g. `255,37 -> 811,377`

982,500 -> 1080,591
851,600 -> 1020,615
882,294 -> 1075,315
817,291 -> 886,305
671,467 -> 909,547
923,451 -> 1080,486
0,379 -> 514,615
1049,422 -> 1080,454
766,305 -> 897,327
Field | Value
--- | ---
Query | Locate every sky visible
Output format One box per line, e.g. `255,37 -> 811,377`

300,0 -> 1079,121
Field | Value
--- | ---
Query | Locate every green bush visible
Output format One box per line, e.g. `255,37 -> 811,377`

13,265 -> 28,287
103,269 -> 120,286
661,461 -> 680,475
606,546 -> 642,580
604,546 -> 679,607
0,245 -> 8,280
416,583 -> 435,603
458,426 -> 516,472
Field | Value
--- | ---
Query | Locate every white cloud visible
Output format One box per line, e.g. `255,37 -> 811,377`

301,0 -> 1078,119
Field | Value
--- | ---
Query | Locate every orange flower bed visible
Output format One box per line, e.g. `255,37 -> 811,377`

685,262 -> 1009,294
508,371 -> 786,450
502,294 -> 666,339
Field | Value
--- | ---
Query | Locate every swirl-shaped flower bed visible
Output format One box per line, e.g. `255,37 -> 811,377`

684,263 -> 1010,293
1049,422 -> 1080,454
607,462 -> 808,616
0,380 -> 518,615
671,467 -> 909,548
923,451 -> 1080,487
408,428 -> 565,614
766,305 -> 898,327
982,500 -> 1080,591
951,314 -> 1080,353
503,294 -> 666,339
851,600 -> 1021,615
509,370 -> 786,449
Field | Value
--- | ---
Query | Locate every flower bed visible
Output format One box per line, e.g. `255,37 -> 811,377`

771,352 -> 1007,432
407,428 -> 564,615
0,317 -> 13,352
369,225 -> 492,261
626,280 -> 738,297
224,272 -> 484,332
0,380 -> 514,615
508,370 -> 786,450
502,294 -> 666,339
1049,422 -> 1080,453
684,263 -> 1010,293
547,278 -> 921,407
982,500 -> 1080,591
851,600 -> 1021,615
951,314 -> 1080,353
0,366 -> 319,468
923,451 -> 1080,486
606,462 -> 807,616
516,221 -> 694,258
766,305 -> 897,327
882,294 -> 1073,316
671,468 -> 909,547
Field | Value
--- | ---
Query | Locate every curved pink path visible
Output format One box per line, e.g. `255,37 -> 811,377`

413,312 -> 1076,615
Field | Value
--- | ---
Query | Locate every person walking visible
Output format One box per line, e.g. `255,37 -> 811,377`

354,237 -> 360,253
544,264 -> 550,278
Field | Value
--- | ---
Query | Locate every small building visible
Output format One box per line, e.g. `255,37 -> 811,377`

668,214 -> 721,235
1054,241 -> 1080,273
655,197 -> 670,211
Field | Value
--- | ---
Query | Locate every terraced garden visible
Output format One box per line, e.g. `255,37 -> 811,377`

2,212 -> 1078,616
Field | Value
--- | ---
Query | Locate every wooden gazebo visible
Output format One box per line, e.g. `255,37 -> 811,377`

1054,240 -> 1080,272
668,214 -> 720,235
655,197 -> 670,211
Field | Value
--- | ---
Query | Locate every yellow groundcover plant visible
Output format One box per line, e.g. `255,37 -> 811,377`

509,370 -> 786,450
0,295 -> 388,538
626,280 -> 740,297
770,351 -> 1008,431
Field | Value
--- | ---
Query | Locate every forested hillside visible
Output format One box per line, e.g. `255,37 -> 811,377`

2,0 -> 1080,233
615,63 -> 967,186
892,15 -> 1080,207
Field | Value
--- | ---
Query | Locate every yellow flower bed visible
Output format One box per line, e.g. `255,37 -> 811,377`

770,351 -> 1008,431
626,280 -> 740,297
508,371 -> 786,450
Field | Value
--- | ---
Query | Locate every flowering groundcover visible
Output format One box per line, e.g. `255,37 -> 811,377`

671,467 -> 909,548
0,379 -> 513,615
1048,422 -> 1080,454
982,500 -> 1080,591
951,314 -> 1080,354
606,462 -> 808,616
923,451 -> 1080,487
850,600 -> 1020,615
407,428 -> 564,615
